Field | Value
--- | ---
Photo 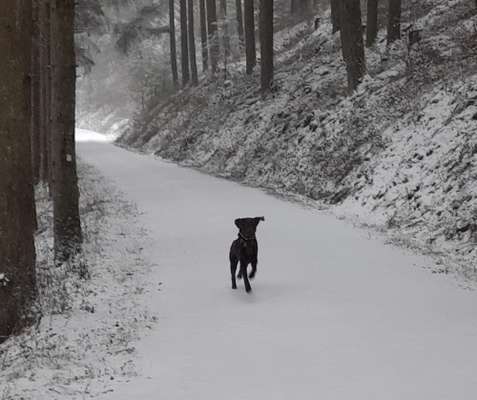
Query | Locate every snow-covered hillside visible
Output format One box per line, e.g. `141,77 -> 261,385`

118,0 -> 477,280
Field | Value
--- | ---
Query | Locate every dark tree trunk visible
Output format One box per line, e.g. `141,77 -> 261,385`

244,0 -> 256,74
199,0 -> 208,71
51,0 -> 82,263
387,0 -> 401,45
169,0 -> 179,88
0,0 -> 37,342
330,0 -> 340,33
260,0 -> 273,92
235,0 -> 244,46
366,0 -> 378,47
206,0 -> 219,73
32,0 -> 42,185
188,0 -> 199,85
339,0 -> 366,92
180,0 -> 190,85
39,0 -> 50,184
291,0 -> 311,16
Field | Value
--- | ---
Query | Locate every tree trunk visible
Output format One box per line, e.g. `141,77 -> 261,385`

199,0 -> 208,71
206,0 -> 219,73
235,0 -> 244,46
260,0 -> 273,92
180,0 -> 190,85
0,0 -> 37,342
291,0 -> 311,17
169,0 -> 179,88
366,0 -> 378,47
387,0 -> 401,45
32,0 -> 42,185
39,0 -> 50,184
244,0 -> 256,74
330,0 -> 340,33
188,0 -> 199,85
219,0 -> 231,62
339,0 -> 366,92
50,0 -> 82,263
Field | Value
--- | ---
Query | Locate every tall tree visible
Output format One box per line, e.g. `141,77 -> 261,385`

387,0 -> 401,44
339,0 -> 366,92
188,0 -> 199,85
330,0 -> 340,33
199,0 -> 208,71
32,0 -> 42,185
0,0 -> 37,342
50,0 -> 82,263
180,0 -> 190,85
169,0 -> 179,88
219,0 -> 231,60
235,0 -> 244,46
366,0 -> 378,47
206,0 -> 219,73
260,0 -> 273,92
244,0 -> 256,74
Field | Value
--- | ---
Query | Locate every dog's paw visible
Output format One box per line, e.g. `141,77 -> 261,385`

249,272 -> 255,279
245,286 -> 252,293
232,284 -> 237,289
237,273 -> 243,279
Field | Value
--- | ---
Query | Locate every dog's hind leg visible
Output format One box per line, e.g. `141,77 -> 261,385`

249,260 -> 257,279
240,261 -> 252,293
230,257 -> 238,289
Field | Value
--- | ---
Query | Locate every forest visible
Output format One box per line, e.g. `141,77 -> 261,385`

2,0 -> 477,399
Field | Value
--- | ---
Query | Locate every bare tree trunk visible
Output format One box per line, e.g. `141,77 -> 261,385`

199,0 -> 208,71
180,0 -> 190,85
206,0 -> 219,73
330,0 -> 340,33
235,0 -> 244,46
32,0 -> 42,185
244,0 -> 256,74
0,0 -> 37,342
387,0 -> 401,45
51,0 -> 82,263
260,0 -> 273,92
169,0 -> 179,88
219,0 -> 231,61
188,0 -> 199,85
39,0 -> 50,184
366,0 -> 378,47
339,0 -> 366,92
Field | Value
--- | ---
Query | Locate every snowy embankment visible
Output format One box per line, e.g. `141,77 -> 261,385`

0,132 -> 155,400
118,0 -> 477,282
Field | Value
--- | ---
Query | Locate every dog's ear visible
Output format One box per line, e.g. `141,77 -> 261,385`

254,217 -> 265,226
234,218 -> 245,230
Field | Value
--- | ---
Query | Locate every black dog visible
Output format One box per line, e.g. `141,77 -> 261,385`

229,217 -> 265,293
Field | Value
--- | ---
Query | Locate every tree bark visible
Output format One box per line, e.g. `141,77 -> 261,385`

387,0 -> 401,45
0,0 -> 37,342
366,0 -> 378,47
291,0 -> 311,17
32,0 -> 42,185
330,0 -> 340,33
235,0 -> 244,46
169,0 -> 179,88
188,0 -> 199,85
206,0 -> 219,73
199,0 -> 208,71
244,0 -> 256,74
339,0 -> 366,92
180,0 -> 190,85
219,0 -> 231,61
260,0 -> 273,92
50,0 -> 82,263
39,0 -> 50,184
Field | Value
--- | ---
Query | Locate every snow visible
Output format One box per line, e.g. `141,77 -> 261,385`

74,138 -> 477,400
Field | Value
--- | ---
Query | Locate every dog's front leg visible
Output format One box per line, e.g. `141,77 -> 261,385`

230,257 -> 238,289
240,261 -> 252,293
249,260 -> 257,279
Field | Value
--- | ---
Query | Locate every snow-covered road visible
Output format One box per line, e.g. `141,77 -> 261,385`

78,131 -> 477,400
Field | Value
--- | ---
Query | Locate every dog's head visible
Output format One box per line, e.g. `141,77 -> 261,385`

234,217 -> 265,239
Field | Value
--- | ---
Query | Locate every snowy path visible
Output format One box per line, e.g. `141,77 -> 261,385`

77,131 -> 477,400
